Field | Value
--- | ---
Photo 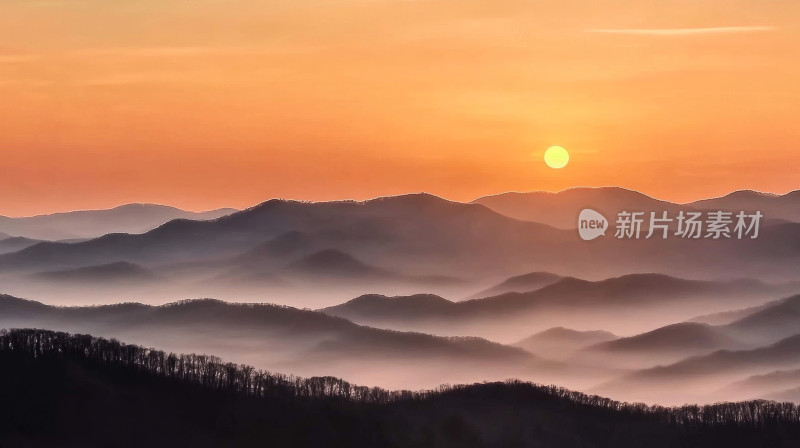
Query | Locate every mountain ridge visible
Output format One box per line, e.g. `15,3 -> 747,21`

0,203 -> 237,240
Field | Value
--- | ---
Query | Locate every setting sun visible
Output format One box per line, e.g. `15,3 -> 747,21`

544,146 -> 570,169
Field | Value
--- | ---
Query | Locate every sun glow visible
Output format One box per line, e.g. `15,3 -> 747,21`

544,146 -> 570,169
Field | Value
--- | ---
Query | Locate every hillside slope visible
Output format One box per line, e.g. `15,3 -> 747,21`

1,329 -> 798,448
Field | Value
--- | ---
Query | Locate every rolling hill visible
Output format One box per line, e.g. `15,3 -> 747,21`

0,194 -> 566,277
0,192 -> 798,300
0,236 -> 42,254
322,274 -> 785,341
32,261 -> 160,284
715,369 -> 800,401
726,294 -> 800,344
0,294 -> 568,390
585,323 -> 740,353
0,203 -> 237,240
688,190 -> 800,223
284,249 -> 395,280
474,187 -> 800,228
595,333 -> 800,404
513,327 -> 617,359
470,271 -> 563,298
472,187 -> 686,228
579,323 -> 743,368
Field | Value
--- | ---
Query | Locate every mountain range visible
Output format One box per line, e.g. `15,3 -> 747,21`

31,261 -> 160,284
0,187 -> 799,405
322,274 -> 792,341
513,327 -> 617,360
714,369 -> 800,402
469,271 -> 564,299
474,187 -> 800,228
0,236 -> 44,255
0,204 -> 236,240
0,189 -> 797,307
0,294 -> 594,390
594,333 -> 800,404
0,194 -> 564,275
563,292 -> 800,369
578,322 -> 744,368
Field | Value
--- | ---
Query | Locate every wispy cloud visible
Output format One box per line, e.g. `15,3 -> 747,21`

0,47 -> 36,63
74,46 -> 236,57
77,72 -> 223,86
585,26 -> 777,36
71,45 -> 312,59
0,55 -> 36,63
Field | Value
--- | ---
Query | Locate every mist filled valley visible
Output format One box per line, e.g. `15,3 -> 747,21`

1,188 -> 799,410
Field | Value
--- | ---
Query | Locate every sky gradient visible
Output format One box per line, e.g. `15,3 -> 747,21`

1,0 -> 799,216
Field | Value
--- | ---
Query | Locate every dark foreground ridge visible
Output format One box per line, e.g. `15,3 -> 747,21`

1,329 -> 799,448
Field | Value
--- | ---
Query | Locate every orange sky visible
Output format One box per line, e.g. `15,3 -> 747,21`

1,0 -> 799,216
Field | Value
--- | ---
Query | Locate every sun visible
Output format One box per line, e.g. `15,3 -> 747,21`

544,146 -> 569,169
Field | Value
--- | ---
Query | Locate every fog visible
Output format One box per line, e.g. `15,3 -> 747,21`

1,190 -> 799,406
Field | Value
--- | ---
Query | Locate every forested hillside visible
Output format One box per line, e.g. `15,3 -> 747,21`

2,329 -> 799,448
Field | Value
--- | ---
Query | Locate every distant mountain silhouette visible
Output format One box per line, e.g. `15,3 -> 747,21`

689,303 -> 777,325
726,294 -> 800,344
688,190 -> 800,223
322,274 -> 782,341
472,187 -> 684,228
0,294 -> 558,389
325,294 -> 456,320
470,188 -> 800,281
199,244 -> 464,291
474,187 -> 800,228
0,194 -> 566,277
0,204 -> 237,240
330,274 -> 728,318
322,291 -> 458,321
0,236 -> 42,254
580,323 -> 743,368
513,327 -> 616,359
767,387 -> 800,404
715,369 -> 800,401
32,261 -> 159,283
596,333 -> 800,403
587,323 -> 740,353
232,231 -> 320,266
0,192 -> 798,290
284,249 -> 394,279
646,333 -> 800,377
470,271 -> 563,298
174,231 -> 323,285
